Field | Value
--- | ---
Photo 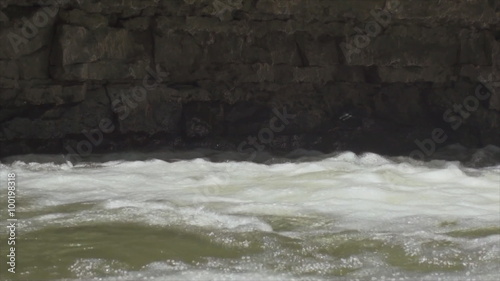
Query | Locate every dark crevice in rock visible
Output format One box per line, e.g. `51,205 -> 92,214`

364,66 -> 381,84
294,41 -> 309,67
103,84 -> 121,133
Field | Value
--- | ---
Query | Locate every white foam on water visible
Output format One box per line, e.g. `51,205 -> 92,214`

1,150 -> 499,280
2,152 -> 499,230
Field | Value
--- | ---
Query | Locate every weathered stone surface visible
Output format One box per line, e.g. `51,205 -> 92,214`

59,9 -> 108,29
0,8 -> 55,59
346,26 -> 459,66
51,25 -> 151,80
0,78 -> 18,88
0,84 -> 86,107
322,82 -> 378,113
460,65 -> 494,81
0,60 -> 18,79
154,30 -> 202,82
255,0 -> 387,22
78,0 -> 159,16
51,60 -> 151,81
58,25 -> 141,64
303,34 -> 339,66
373,83 -> 429,125
183,101 -> 225,138
378,66 -> 455,83
0,86 -> 105,140
0,0 -> 498,158
392,0 -> 499,26
1,43 -> 49,81
121,17 -> 151,31
18,47 -> 50,79
107,85 -> 182,134
459,30 -> 494,65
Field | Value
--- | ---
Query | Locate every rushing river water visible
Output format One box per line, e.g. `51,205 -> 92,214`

1,148 -> 499,281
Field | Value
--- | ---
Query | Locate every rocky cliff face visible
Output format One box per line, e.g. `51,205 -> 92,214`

0,0 -> 499,160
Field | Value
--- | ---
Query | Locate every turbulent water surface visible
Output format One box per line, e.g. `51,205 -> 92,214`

0,148 -> 499,281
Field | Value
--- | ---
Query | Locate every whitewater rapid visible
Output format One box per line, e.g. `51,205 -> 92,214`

0,149 -> 499,280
